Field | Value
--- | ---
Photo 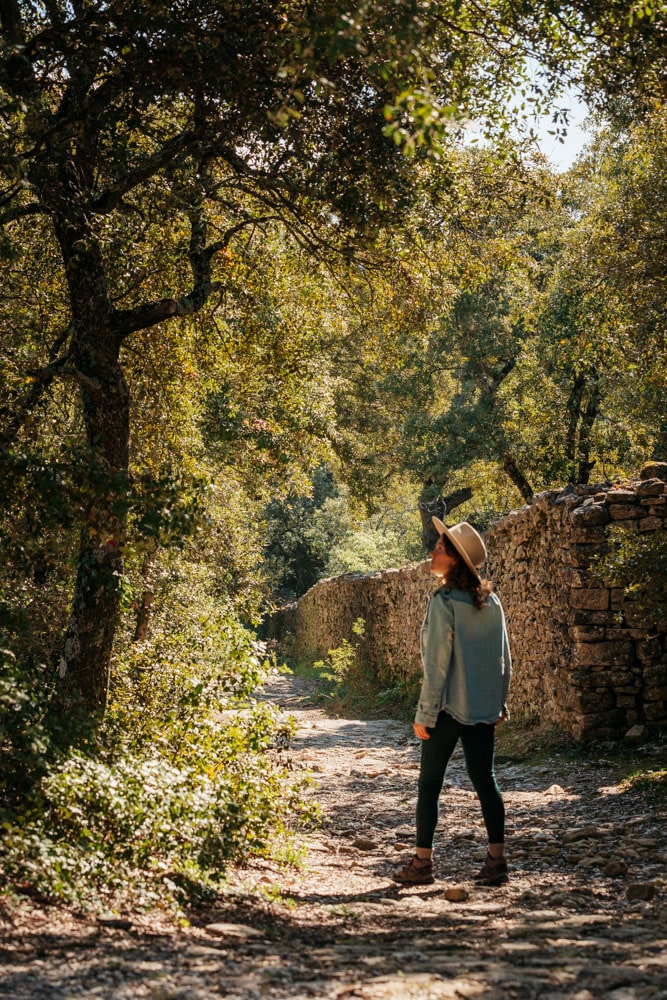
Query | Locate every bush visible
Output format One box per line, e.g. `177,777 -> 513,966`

0,589 -> 316,911
2,703 -> 311,908
593,530 -> 667,619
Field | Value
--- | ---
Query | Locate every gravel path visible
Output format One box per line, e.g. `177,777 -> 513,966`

2,671 -> 666,999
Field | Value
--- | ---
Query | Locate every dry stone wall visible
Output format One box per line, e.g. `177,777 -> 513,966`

276,562 -> 439,687
486,470 -> 667,740
269,464 -> 667,741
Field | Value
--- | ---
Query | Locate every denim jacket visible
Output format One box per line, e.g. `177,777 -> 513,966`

415,587 -> 511,728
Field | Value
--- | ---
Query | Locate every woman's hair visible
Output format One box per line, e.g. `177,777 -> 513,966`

440,535 -> 493,610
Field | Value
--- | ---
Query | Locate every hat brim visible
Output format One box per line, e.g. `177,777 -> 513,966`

432,516 -> 482,581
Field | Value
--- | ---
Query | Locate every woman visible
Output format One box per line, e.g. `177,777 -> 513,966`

394,518 -> 511,887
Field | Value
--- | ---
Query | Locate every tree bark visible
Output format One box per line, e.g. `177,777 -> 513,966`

502,453 -> 533,504
57,347 -> 130,712
576,369 -> 601,485
53,205 -> 130,713
566,370 -> 600,486
565,374 -> 586,481
133,554 -> 157,644
418,485 -> 473,552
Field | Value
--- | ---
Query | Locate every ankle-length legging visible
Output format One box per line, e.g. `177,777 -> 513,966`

416,710 -> 505,848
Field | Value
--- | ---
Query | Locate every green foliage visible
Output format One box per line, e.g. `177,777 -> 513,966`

264,467 -> 424,599
621,768 -> 667,805
292,617 -> 419,721
0,649 -> 55,797
0,591 -> 316,910
2,705 -> 308,908
305,618 -> 417,718
263,466 -> 346,600
593,530 -> 667,618
326,524 -> 419,577
313,618 -> 366,697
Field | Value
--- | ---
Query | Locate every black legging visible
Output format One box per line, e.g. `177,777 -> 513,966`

416,710 -> 505,848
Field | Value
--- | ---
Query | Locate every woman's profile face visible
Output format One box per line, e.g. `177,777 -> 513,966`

430,536 -> 458,578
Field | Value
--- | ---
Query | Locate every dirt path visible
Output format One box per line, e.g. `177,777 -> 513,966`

2,671 -> 667,999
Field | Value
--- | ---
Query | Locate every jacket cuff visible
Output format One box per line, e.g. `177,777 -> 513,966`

415,703 -> 439,728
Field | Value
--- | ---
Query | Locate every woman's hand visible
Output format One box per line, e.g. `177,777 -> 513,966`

413,723 -> 430,740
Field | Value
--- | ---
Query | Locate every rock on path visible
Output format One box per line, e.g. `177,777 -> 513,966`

2,669 -> 667,999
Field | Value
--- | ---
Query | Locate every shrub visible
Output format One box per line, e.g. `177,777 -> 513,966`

0,592 -> 316,910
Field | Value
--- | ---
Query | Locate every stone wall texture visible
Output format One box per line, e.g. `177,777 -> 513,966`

268,467 -> 667,741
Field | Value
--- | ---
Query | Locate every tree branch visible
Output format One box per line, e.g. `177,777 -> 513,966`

90,130 -> 198,215
113,216 -> 271,339
0,202 -> 48,225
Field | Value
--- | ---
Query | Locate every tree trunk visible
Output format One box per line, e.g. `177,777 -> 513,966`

53,208 -> 130,713
576,370 -> 601,485
502,454 -> 533,504
133,554 -> 157,644
565,374 -> 586,482
418,484 -> 473,552
58,347 -> 130,712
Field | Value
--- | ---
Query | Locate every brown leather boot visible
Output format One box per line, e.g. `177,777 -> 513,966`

392,855 -> 435,885
474,852 -> 509,886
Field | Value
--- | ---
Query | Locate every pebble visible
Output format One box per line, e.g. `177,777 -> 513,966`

204,923 -> 264,939
562,826 -> 606,844
626,883 -> 657,901
603,860 -> 629,877
443,887 -> 469,902
351,837 -> 378,851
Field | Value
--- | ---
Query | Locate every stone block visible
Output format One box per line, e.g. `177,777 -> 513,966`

644,702 -> 667,722
637,637 -> 662,663
639,517 -> 662,532
568,610 -> 618,626
574,641 -> 633,665
571,526 -> 608,543
571,505 -> 610,526
569,588 -> 609,610
608,520 -> 640,532
574,708 -> 625,730
637,478 -> 666,497
617,696 -> 638,709
569,625 -> 606,642
609,670 -> 636,686
643,664 -> 667,684
640,461 -> 667,482
642,496 -> 667,510
645,686 -> 667,700
563,544 -> 611,567
606,489 -> 638,503
604,628 -> 634,640
579,690 -> 615,711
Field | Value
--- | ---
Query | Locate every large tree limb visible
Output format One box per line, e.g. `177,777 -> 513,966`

113,216 -> 269,340
91,130 -> 198,215
0,202 -> 48,225
502,453 -> 533,503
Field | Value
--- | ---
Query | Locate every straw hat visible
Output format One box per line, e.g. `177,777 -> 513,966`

432,518 -> 487,580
